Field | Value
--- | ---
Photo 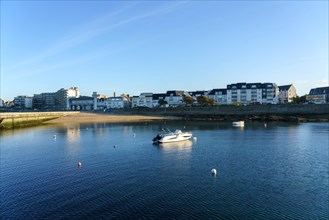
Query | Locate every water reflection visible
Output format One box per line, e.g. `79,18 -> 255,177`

157,140 -> 193,153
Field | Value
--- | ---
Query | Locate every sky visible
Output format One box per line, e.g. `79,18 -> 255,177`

1,1 -> 328,100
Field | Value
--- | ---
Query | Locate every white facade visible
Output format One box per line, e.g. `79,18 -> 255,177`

227,83 -> 279,105
165,91 -> 184,107
105,95 -> 130,109
132,93 -> 153,108
207,89 -> 227,104
278,85 -> 297,104
67,87 -> 80,98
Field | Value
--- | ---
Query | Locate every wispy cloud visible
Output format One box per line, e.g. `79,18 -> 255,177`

12,2 -> 186,70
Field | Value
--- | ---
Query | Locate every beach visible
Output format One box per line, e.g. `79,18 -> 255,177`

45,112 -> 179,125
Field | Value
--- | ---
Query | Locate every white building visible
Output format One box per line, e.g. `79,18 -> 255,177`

278,84 -> 297,104
165,90 -> 185,107
13,96 -> 33,109
131,93 -> 153,108
227,82 -> 279,105
206,89 -> 227,104
105,95 -> 131,109
55,87 -> 80,110
152,93 -> 166,107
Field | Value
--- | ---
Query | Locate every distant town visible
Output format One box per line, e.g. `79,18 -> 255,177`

1,82 -> 328,111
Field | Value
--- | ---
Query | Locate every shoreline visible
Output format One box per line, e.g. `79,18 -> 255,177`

44,112 -> 180,125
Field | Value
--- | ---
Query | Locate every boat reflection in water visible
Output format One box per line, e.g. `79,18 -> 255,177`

157,140 -> 193,153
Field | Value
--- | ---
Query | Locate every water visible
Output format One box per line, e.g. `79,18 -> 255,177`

1,121 -> 328,219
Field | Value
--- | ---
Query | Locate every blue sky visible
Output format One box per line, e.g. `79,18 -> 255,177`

1,1 -> 328,100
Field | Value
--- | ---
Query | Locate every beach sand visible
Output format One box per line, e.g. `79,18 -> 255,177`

46,112 -> 179,125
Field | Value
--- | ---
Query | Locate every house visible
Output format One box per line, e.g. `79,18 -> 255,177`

207,89 -> 227,104
131,93 -> 153,108
105,94 -> 131,109
165,90 -> 185,107
152,93 -> 166,107
306,86 -> 329,104
278,84 -> 297,104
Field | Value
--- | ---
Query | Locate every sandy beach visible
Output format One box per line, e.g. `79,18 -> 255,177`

46,112 -> 179,125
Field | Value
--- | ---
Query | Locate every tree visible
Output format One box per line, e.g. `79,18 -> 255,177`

183,95 -> 194,106
292,95 -> 307,104
158,99 -> 168,107
197,96 -> 215,106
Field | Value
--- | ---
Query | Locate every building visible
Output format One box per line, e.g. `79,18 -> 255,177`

227,82 -> 279,105
13,96 -> 33,109
131,93 -> 153,108
306,86 -> 329,104
152,93 -> 166,107
33,87 -> 79,110
165,90 -> 185,107
105,94 -> 131,109
207,89 -> 227,104
278,84 -> 297,104
33,93 -> 56,110
69,96 -> 94,110
55,87 -> 80,110
261,83 -> 279,104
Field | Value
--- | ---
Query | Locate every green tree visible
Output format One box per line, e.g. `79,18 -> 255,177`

158,99 -> 168,106
196,96 -> 216,106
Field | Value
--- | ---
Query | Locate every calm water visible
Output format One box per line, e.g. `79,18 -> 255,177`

1,121 -> 328,219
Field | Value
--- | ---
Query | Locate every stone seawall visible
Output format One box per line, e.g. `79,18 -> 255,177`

0,112 -> 79,129
113,104 -> 329,122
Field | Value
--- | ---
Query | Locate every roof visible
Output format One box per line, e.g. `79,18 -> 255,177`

207,88 -> 227,95
309,86 -> 329,95
278,84 -> 293,91
152,93 -> 166,100
188,91 -> 208,96
166,90 -> 185,96
227,82 -> 262,89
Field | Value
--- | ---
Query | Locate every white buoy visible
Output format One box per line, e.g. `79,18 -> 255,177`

193,137 -> 197,141
78,162 -> 82,167
53,135 -> 56,139
211,168 -> 217,176
133,133 -> 136,137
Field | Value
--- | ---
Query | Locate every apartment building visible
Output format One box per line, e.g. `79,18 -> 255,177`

227,82 -> 279,105
13,96 -> 33,109
278,84 -> 297,104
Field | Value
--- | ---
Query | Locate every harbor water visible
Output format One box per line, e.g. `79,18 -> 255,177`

1,121 -> 328,219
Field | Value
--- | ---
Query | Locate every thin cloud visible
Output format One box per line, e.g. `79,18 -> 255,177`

14,2 -> 186,69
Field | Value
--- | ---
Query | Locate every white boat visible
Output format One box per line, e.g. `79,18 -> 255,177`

232,121 -> 245,127
153,129 -> 193,143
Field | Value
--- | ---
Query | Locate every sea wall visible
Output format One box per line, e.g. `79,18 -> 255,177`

0,112 -> 79,129
113,104 -> 329,122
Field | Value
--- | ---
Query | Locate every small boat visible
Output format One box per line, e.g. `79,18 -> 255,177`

153,129 -> 193,143
232,121 -> 245,127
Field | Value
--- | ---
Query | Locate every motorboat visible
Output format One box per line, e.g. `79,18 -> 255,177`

232,121 -> 245,127
153,129 -> 193,143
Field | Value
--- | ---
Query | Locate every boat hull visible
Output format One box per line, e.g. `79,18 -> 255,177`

153,131 -> 193,144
